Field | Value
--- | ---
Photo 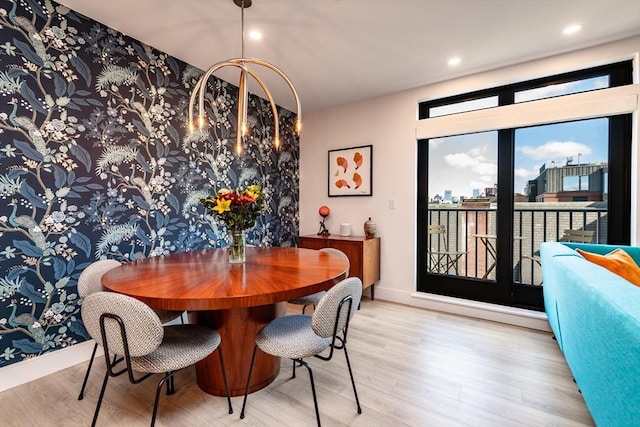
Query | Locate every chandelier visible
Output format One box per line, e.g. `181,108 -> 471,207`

188,0 -> 302,155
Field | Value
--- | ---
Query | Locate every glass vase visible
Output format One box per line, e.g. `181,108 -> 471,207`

229,230 -> 246,264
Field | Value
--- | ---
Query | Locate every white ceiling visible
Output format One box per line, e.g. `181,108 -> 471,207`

56,0 -> 640,112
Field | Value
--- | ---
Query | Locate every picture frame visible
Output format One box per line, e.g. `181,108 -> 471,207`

328,145 -> 372,197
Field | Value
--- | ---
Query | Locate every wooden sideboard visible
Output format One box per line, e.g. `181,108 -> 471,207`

298,235 -> 380,300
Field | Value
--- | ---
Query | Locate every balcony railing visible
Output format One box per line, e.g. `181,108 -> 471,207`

426,204 -> 607,286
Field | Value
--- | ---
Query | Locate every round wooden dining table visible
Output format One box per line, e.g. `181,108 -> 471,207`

101,246 -> 349,396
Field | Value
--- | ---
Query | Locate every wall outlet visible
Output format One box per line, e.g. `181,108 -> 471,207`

389,199 -> 397,209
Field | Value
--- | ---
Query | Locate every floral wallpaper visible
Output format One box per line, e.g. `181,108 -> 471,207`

0,0 -> 299,367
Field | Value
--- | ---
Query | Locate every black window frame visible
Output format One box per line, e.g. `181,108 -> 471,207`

419,61 -> 632,119
417,60 -> 633,310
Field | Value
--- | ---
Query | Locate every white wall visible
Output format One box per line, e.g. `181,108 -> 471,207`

300,36 -> 640,327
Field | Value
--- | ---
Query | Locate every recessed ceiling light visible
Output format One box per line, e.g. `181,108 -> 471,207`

563,24 -> 582,35
448,57 -> 461,66
248,30 -> 262,40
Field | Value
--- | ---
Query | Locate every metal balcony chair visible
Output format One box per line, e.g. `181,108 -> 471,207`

527,229 -> 595,285
240,277 -> 363,427
530,228 -> 595,262
427,224 -> 466,275
81,291 -> 232,427
288,247 -> 350,313
77,259 -> 184,401
562,229 -> 595,243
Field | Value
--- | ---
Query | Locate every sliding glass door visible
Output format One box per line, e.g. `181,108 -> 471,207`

424,132 -> 501,276
514,118 -> 609,288
418,115 -> 630,309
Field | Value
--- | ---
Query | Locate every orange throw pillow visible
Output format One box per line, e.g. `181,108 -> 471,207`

576,248 -> 640,287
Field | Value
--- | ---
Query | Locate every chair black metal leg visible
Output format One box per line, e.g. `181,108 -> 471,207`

299,359 -> 321,427
112,354 -> 123,366
152,374 -> 171,427
91,368 -> 110,427
166,374 -> 175,395
217,347 -> 233,414
240,345 -> 259,419
78,343 -> 98,400
292,359 -> 297,378
342,346 -> 362,414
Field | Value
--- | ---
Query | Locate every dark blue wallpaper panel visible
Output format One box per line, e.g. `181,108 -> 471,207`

0,0 -> 299,367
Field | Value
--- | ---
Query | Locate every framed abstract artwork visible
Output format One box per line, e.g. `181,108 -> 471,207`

328,145 -> 373,196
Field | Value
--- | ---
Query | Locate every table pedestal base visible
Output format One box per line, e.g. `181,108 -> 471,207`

193,302 -> 286,396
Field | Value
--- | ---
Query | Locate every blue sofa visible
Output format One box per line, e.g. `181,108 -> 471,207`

540,242 -> 640,426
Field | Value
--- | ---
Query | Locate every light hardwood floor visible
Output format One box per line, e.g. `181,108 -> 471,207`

0,300 -> 594,426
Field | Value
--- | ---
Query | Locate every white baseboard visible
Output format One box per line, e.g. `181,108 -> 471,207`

0,340 -> 102,393
372,287 -> 551,332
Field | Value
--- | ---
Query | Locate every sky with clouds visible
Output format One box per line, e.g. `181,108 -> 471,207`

429,118 -> 607,200
428,77 -> 609,200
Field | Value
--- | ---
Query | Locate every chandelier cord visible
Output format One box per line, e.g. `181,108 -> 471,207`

240,0 -> 245,59
238,0 -> 248,154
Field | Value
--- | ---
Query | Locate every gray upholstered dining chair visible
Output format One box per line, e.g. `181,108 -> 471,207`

76,259 -> 183,401
288,247 -> 350,313
241,277 -> 363,427
81,291 -> 232,426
